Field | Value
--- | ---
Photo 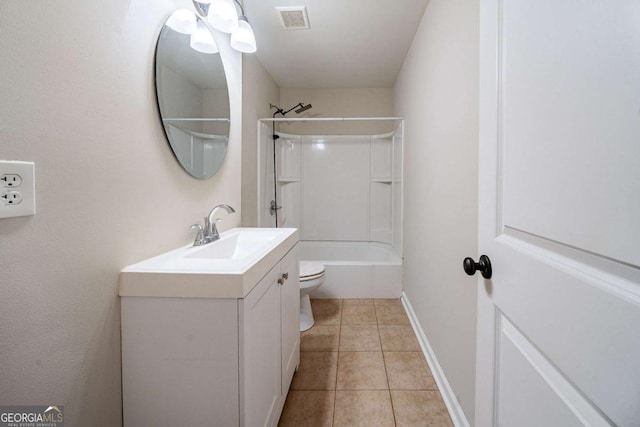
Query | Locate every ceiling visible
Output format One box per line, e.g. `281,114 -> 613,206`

242,0 -> 431,89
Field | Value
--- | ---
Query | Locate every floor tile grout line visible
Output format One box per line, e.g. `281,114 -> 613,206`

377,318 -> 398,427
332,299 -> 344,426
337,301 -> 344,352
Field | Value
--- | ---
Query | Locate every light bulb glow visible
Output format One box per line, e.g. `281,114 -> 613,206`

230,16 -> 257,53
190,22 -> 219,54
207,0 -> 239,33
166,9 -> 197,34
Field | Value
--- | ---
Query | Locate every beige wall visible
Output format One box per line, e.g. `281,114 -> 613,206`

0,1 -> 241,425
394,0 -> 479,423
279,88 -> 395,135
241,56 -> 280,227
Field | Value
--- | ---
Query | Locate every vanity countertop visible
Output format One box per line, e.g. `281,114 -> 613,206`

119,227 -> 299,299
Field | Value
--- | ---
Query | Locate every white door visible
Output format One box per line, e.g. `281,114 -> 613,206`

476,1 -> 640,426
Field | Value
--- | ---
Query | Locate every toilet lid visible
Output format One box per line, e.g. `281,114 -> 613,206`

300,261 -> 325,278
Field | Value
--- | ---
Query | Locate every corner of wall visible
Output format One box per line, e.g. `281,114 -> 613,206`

241,55 -> 281,227
393,0 -> 479,424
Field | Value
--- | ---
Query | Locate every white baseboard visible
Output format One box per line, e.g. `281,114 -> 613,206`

401,291 -> 471,427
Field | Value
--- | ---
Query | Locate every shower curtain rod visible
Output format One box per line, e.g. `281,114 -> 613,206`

259,117 -> 404,122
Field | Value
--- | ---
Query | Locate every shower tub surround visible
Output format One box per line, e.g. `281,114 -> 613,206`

258,118 -> 403,299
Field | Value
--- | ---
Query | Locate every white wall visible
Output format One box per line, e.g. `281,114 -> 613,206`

241,55 -> 280,227
394,0 -> 479,423
0,1 -> 242,425
279,88 -> 395,135
302,135 -> 372,241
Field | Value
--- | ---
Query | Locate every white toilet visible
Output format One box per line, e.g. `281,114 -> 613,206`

299,261 -> 326,331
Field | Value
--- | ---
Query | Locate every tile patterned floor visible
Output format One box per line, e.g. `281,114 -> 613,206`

278,299 -> 454,427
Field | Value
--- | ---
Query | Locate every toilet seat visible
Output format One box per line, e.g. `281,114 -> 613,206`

301,272 -> 324,281
300,261 -> 325,280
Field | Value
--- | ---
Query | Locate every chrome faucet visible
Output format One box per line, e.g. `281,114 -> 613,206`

191,204 -> 236,246
205,204 -> 235,242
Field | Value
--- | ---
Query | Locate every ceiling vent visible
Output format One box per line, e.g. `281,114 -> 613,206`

276,6 -> 310,30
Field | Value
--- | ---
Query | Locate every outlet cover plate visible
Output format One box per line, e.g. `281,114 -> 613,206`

0,160 -> 36,219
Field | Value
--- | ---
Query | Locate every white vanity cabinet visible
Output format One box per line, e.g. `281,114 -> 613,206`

120,237 -> 299,427
240,247 -> 300,427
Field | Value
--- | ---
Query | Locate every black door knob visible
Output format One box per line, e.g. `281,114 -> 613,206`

463,255 -> 492,279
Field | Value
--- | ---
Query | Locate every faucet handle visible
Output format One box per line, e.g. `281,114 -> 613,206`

211,217 -> 224,236
190,224 -> 205,246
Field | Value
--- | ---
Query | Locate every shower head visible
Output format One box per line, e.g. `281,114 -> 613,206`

272,102 -> 312,117
295,103 -> 312,114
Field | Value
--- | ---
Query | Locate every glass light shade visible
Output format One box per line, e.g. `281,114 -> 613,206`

230,16 -> 257,53
207,0 -> 239,33
190,22 -> 219,54
166,9 -> 197,34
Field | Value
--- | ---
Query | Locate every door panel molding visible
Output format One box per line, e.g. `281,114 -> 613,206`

494,0 -> 506,239
498,232 -> 640,306
496,314 -> 613,426
504,226 -> 640,281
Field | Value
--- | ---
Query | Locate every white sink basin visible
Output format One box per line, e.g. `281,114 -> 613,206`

119,228 -> 298,298
184,228 -> 281,260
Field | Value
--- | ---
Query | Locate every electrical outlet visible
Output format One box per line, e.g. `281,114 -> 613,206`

1,190 -> 23,205
1,174 -> 22,187
0,160 -> 35,219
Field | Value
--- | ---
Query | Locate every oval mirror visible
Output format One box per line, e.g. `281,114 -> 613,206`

155,10 -> 230,179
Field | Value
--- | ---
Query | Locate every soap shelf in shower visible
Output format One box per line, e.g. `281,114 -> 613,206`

370,177 -> 393,184
278,177 -> 302,183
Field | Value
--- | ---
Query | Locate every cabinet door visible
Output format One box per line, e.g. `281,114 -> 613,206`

279,245 -> 300,395
241,265 -> 281,427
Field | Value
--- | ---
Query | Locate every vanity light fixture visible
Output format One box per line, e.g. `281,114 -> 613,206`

230,16 -> 257,53
229,0 -> 257,53
206,0 -> 240,33
166,9 -> 198,34
193,0 -> 257,53
190,21 -> 219,54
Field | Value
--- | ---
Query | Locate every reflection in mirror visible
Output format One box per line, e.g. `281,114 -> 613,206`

155,10 -> 230,179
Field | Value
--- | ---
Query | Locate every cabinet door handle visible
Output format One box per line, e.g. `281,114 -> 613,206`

277,273 -> 289,286
278,272 -> 289,286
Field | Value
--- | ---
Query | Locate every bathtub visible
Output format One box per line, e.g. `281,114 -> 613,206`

300,241 -> 403,299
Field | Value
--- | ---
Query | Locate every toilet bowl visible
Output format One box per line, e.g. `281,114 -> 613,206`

299,261 -> 326,331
